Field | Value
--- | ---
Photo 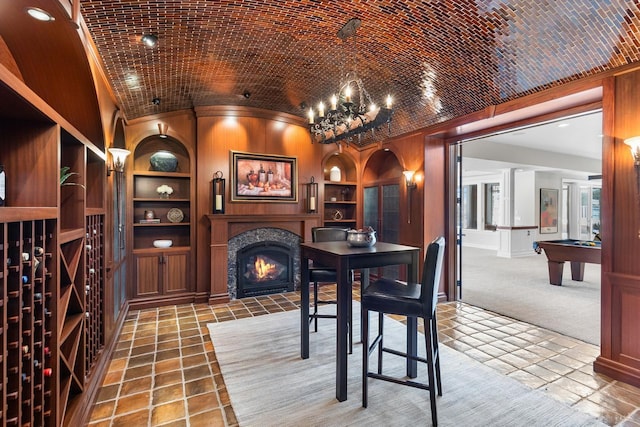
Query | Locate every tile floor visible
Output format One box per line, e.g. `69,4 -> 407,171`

87,285 -> 640,427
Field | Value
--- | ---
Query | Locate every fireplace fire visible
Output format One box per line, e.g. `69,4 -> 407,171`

236,241 -> 295,298
247,255 -> 285,282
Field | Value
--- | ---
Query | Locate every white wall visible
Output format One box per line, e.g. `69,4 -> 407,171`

514,170 -> 535,226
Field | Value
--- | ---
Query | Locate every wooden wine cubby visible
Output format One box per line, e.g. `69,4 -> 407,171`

1,219 -> 56,426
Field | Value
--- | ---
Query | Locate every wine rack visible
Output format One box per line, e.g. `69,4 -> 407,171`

1,219 -> 56,426
85,215 -> 104,374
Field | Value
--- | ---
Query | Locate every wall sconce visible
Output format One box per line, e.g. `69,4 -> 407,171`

212,171 -> 225,214
306,176 -> 318,213
108,147 -> 130,249
403,170 -> 417,224
107,147 -> 131,176
158,123 -> 169,138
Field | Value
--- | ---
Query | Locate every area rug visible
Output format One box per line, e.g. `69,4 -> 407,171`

207,304 -> 604,427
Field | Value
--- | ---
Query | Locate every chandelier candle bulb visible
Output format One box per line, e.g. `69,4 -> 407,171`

331,95 -> 337,110
386,95 -> 392,108
345,86 -> 352,103
318,102 -> 325,118
308,108 -> 314,124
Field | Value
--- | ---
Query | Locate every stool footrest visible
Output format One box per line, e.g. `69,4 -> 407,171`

367,372 -> 431,391
382,346 -> 429,365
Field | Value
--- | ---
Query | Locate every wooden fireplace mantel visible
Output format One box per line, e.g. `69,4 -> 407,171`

206,214 -> 321,304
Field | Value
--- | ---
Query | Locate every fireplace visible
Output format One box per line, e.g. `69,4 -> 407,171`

227,227 -> 302,299
207,214 -> 319,304
236,241 -> 294,298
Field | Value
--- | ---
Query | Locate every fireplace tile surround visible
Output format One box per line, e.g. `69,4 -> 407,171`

229,228 -> 299,299
207,214 -> 321,303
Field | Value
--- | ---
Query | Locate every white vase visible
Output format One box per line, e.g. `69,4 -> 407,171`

329,166 -> 341,182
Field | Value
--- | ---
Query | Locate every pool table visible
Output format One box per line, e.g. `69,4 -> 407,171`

533,239 -> 601,286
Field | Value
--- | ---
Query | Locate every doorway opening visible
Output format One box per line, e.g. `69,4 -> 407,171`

455,111 -> 603,345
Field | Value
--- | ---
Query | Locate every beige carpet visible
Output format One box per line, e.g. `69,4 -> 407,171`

207,304 -> 604,427
461,247 -> 600,345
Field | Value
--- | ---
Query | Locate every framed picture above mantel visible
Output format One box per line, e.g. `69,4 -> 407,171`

230,151 -> 298,202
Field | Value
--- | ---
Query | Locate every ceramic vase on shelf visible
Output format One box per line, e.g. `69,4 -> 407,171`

329,166 -> 341,182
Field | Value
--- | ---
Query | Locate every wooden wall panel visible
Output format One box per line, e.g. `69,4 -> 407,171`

595,69 -> 640,387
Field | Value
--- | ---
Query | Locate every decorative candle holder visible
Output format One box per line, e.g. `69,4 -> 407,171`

306,176 -> 318,213
212,170 -> 225,214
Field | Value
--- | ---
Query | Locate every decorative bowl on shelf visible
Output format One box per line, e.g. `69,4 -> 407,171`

346,228 -> 377,248
150,150 -> 178,172
153,239 -> 173,248
167,208 -> 184,223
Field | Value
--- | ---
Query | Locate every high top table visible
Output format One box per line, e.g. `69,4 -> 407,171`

300,240 -> 421,402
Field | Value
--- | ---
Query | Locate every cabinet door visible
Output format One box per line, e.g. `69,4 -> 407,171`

163,251 -> 190,294
135,254 -> 161,297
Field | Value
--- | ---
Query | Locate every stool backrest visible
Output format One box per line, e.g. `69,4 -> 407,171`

421,236 -> 445,315
312,227 -> 348,243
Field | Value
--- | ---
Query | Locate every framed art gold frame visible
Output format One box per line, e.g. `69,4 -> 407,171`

230,151 -> 298,202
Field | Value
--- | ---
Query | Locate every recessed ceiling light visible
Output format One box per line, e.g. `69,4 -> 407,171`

26,7 -> 55,21
141,34 -> 158,48
557,123 -> 570,128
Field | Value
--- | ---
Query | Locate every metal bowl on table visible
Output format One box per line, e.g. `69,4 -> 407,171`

346,229 -> 377,247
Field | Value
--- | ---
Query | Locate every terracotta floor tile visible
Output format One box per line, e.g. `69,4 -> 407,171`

102,369 -> 124,386
184,364 -> 213,382
123,364 -> 153,380
185,377 -> 216,396
189,409 -> 227,427
155,357 -> 183,373
151,400 -> 186,425
120,376 -> 153,397
153,383 -> 185,405
155,370 -> 184,388
111,409 -> 150,427
114,391 -> 150,415
507,369 -> 547,389
95,383 -> 120,402
187,391 -> 220,415
89,400 -> 116,421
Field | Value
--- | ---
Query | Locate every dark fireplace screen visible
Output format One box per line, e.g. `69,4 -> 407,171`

237,241 -> 294,298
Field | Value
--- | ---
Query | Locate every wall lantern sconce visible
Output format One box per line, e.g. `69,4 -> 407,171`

158,123 -> 169,138
212,171 -> 225,214
403,170 -> 417,224
306,176 -> 318,213
107,147 -> 131,176
108,147 -> 131,249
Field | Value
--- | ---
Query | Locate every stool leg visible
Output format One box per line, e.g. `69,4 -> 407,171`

348,292 -> 353,354
377,312 -> 384,374
313,281 -> 319,332
432,315 -> 442,396
424,317 -> 438,426
362,306 -> 369,408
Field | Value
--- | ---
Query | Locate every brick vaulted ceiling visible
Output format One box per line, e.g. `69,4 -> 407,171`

80,1 -> 640,146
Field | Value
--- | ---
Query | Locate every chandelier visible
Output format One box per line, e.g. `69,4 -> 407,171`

307,18 -> 394,146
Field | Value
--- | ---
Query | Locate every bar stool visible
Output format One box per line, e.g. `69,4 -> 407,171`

361,236 -> 445,426
309,227 -> 353,353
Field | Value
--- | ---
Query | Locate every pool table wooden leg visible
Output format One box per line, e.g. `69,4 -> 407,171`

569,261 -> 585,281
547,261 -> 564,285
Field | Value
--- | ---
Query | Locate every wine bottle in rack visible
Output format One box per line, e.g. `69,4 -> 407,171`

0,164 -> 5,206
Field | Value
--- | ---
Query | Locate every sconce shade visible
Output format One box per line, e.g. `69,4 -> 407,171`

108,148 -> 131,173
158,123 -> 169,138
403,170 -> 416,188
624,136 -> 640,165
212,171 -> 225,214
